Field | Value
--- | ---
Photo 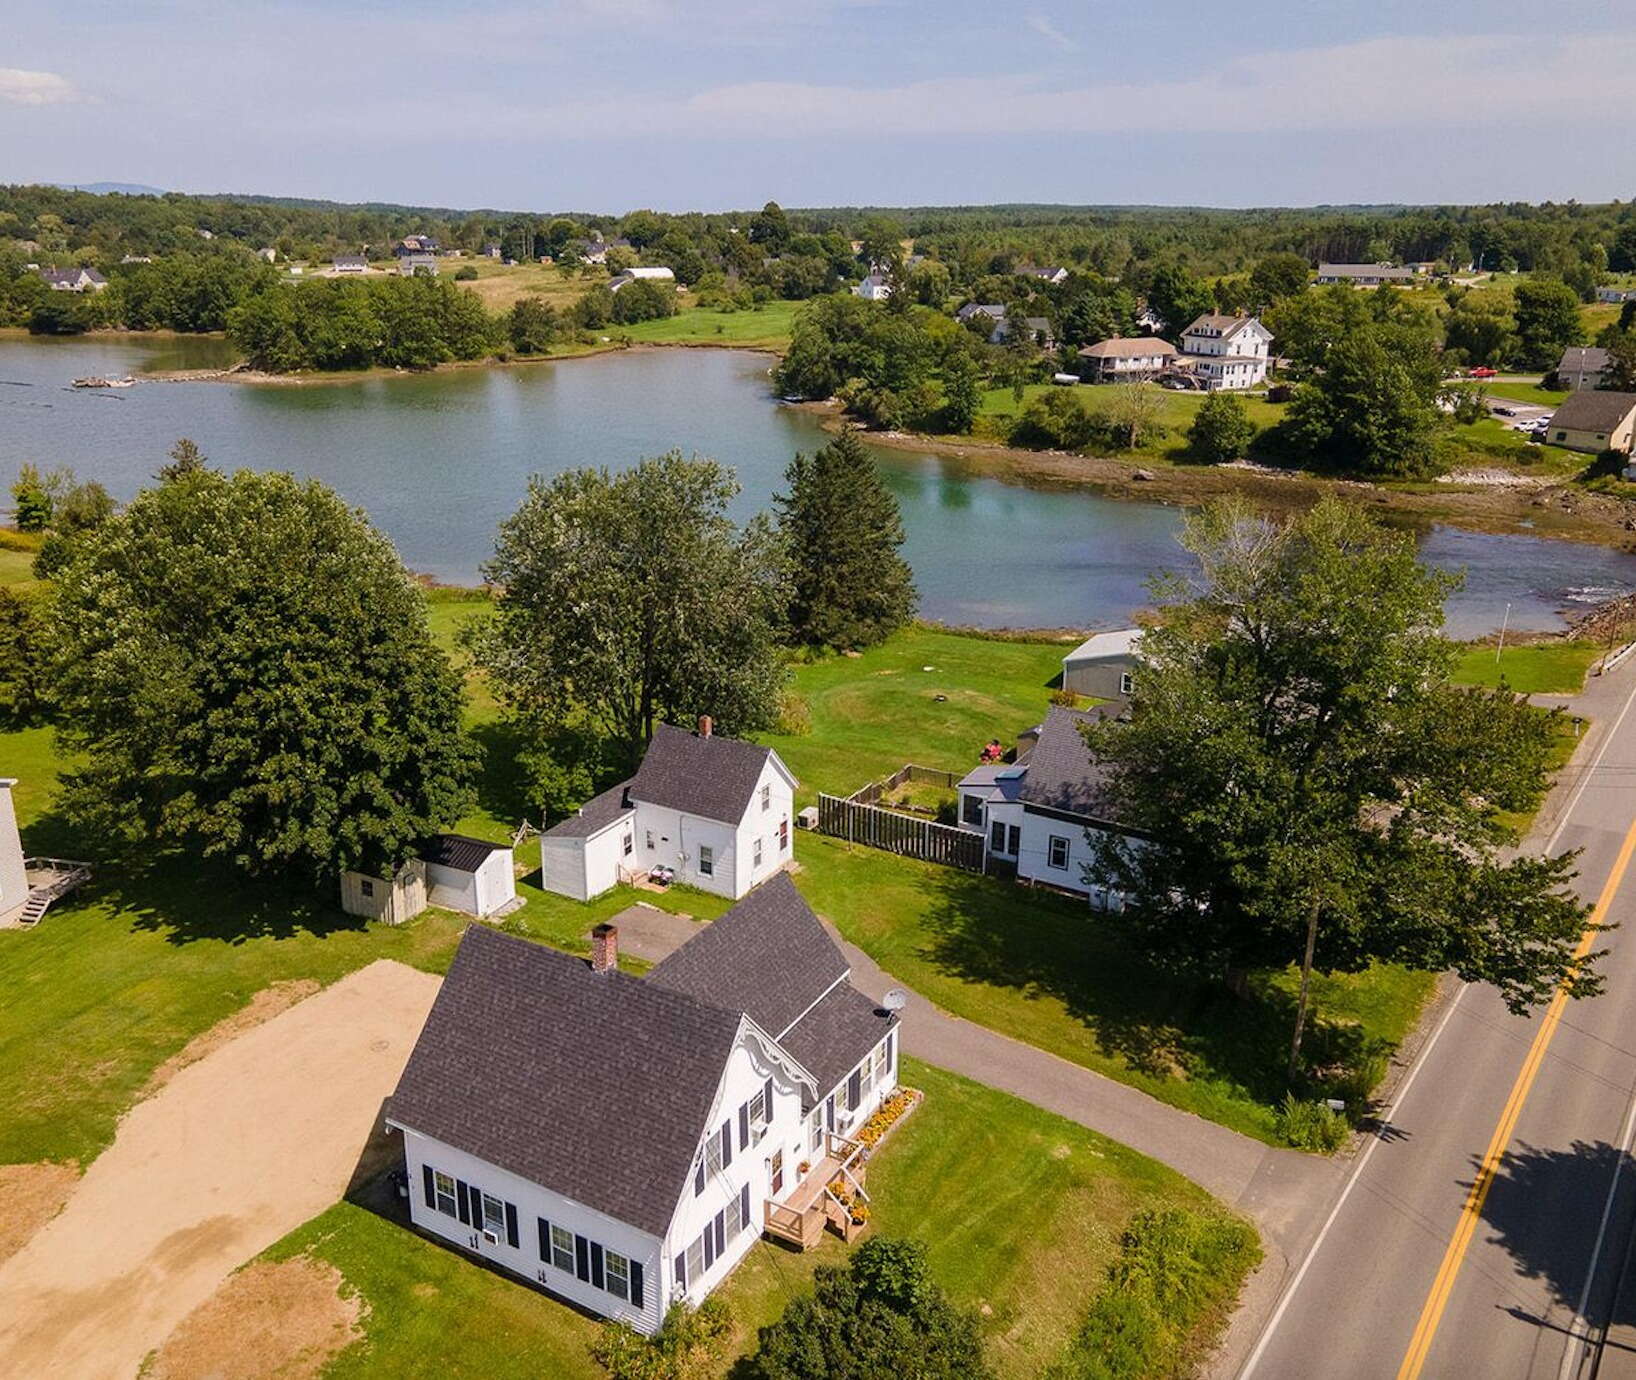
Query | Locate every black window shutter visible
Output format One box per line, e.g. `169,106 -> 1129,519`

738,1103 -> 749,1150
763,1076 -> 773,1117
740,1182 -> 751,1233
826,1095 -> 835,1131
505,1201 -> 519,1249
575,1234 -> 591,1282
848,1069 -> 862,1108
631,1260 -> 645,1309
538,1218 -> 550,1262
721,1120 -> 733,1168
674,1251 -> 686,1289
887,1030 -> 896,1068
694,1157 -> 705,1195
703,1225 -> 716,1268
714,1210 -> 725,1256
590,1242 -> 605,1290
422,1164 -> 436,1210
456,1180 -> 472,1226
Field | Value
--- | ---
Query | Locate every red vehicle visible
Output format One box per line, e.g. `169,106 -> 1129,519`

1468,366 -> 1498,378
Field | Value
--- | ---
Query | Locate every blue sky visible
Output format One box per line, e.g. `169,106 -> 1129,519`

4,1 -> 1635,212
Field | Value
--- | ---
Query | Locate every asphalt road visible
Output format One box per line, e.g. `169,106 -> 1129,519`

1238,664 -> 1636,1380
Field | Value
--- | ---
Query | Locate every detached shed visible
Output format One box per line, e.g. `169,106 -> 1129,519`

341,860 -> 427,924
538,782 -> 636,903
419,834 -> 517,917
1061,629 -> 1142,700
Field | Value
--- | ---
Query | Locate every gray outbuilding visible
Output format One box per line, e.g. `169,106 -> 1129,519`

1061,628 -> 1142,700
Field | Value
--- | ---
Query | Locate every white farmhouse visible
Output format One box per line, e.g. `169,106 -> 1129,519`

539,718 -> 796,902
955,706 -> 1135,907
853,273 -> 892,301
38,267 -> 108,293
386,875 -> 899,1333
1179,314 -> 1272,390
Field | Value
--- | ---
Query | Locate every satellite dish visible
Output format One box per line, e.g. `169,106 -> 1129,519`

882,988 -> 909,1013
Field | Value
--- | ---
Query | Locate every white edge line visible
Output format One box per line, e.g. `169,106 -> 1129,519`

1243,669 -> 1636,1379
1557,1084 -> 1636,1380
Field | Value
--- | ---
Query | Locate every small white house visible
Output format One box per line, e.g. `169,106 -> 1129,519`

853,274 -> 892,301
1016,265 -> 1069,285
398,254 -> 440,277
539,718 -> 796,902
1078,337 -> 1178,383
38,267 -> 108,293
0,779 -> 28,925
387,875 -> 899,1333
332,254 -> 368,274
1180,314 -> 1272,390
609,265 -> 675,292
1061,628 -> 1142,699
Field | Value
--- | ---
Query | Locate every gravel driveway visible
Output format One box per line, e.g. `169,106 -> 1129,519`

0,959 -> 441,1380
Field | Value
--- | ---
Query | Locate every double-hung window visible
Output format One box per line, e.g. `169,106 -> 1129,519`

698,845 -> 714,877
1048,835 -> 1070,870
432,1170 -> 456,1216
605,1250 -> 630,1301
550,1224 -> 575,1273
622,832 -> 633,857
481,1193 -> 506,1238
753,838 -> 763,868
779,818 -> 789,851
874,1039 -> 889,1083
685,1236 -> 705,1285
705,1133 -> 723,1177
1120,671 -> 1134,695
761,783 -> 771,812
808,1106 -> 823,1154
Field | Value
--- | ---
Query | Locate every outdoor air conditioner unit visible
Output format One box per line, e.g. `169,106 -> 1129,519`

797,806 -> 818,830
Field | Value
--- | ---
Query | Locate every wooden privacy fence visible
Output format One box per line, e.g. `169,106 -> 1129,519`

844,763 -> 958,806
818,792 -> 985,871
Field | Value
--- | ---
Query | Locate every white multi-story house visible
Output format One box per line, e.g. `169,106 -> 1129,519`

386,875 -> 899,1333
1077,336 -> 1180,382
539,718 -> 797,902
1179,314 -> 1272,390
853,273 -> 892,301
955,705 -> 1137,908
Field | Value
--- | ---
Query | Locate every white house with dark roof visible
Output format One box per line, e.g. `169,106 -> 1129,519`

1180,314 -> 1272,390
38,267 -> 107,292
386,875 -> 899,1333
340,833 -> 517,923
956,705 -> 1136,904
853,273 -> 892,301
539,718 -> 796,902
1078,336 -> 1178,382
1015,265 -> 1069,285
1557,346 -> 1612,391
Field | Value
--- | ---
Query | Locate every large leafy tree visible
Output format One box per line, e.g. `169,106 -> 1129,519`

48,469 -> 475,880
1145,264 -> 1214,340
749,1238 -> 992,1380
1247,253 -> 1312,308
1084,498 -> 1595,1072
1188,391 -> 1255,463
1513,277 -> 1583,368
775,429 -> 917,649
473,453 -> 786,765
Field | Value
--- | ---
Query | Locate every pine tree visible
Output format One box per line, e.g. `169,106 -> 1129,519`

775,429 -> 917,650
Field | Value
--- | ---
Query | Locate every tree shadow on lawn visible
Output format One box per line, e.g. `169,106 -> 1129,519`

916,867 -> 1384,1114
469,717 -> 537,828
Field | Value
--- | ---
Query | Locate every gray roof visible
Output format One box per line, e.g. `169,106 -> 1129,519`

1317,262 -> 1414,280
1558,346 -> 1610,374
778,981 -> 894,1096
542,779 -> 634,839
1550,390 -> 1636,433
418,834 -> 507,872
956,303 -> 1006,322
628,722 -> 783,826
388,925 -> 743,1237
1017,705 -> 1121,820
647,874 -> 847,1038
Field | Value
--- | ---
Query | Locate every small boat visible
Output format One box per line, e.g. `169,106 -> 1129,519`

71,375 -> 135,389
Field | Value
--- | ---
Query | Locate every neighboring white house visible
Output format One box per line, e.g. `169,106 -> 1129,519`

331,254 -> 368,274
609,266 -> 676,292
1015,265 -> 1069,285
1596,287 -> 1636,304
0,779 -> 27,925
38,267 -> 108,292
1315,263 -> 1416,286
1557,346 -> 1611,391
340,835 -> 517,922
398,254 -> 440,277
539,718 -> 796,902
386,875 -> 899,1333
1547,391 -> 1636,456
854,274 -> 892,301
1180,313 -> 1272,390
956,705 -> 1135,905
955,302 -> 1006,328
1078,336 -> 1179,383
1061,628 -> 1142,699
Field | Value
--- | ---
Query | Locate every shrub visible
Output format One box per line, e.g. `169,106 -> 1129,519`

1010,389 -> 1106,451
1187,392 -> 1255,463
1275,1093 -> 1349,1152
453,265 -> 479,281
775,691 -> 813,736
1050,687 -> 1079,708
592,1298 -> 732,1380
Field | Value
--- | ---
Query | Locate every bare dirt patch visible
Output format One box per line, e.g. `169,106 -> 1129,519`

0,1162 -> 79,1264
146,1256 -> 365,1380
141,980 -> 320,1098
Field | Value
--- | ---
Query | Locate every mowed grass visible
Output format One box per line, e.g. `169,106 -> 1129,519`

1482,380 -> 1569,408
1452,641 -> 1600,694
263,1060 -> 1250,1379
622,299 -> 801,350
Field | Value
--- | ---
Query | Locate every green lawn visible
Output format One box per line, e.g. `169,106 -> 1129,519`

0,537 -> 40,588
1482,380 -> 1569,407
623,299 -> 800,350
261,1060 -> 1252,1379
1452,641 -> 1599,694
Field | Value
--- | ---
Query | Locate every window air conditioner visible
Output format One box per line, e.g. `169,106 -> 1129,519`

482,1229 -> 499,1246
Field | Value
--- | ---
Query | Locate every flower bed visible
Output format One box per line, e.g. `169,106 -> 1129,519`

858,1086 -> 921,1155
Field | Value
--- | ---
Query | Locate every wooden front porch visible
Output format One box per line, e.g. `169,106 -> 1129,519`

762,1131 -> 869,1251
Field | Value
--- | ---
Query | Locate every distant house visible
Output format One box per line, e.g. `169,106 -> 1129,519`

1405,261 -> 1439,275
385,873 -> 899,1333
1015,265 -> 1069,286
955,705 -> 1135,903
38,267 -> 107,293
854,274 -> 892,301
483,242 -> 502,259
1180,313 -> 1272,390
398,254 -> 440,277
1315,263 -> 1416,286
340,834 -> 518,924
1135,305 -> 1165,333
395,235 -> 440,257
120,253 -> 153,265
995,315 -> 1056,350
955,302 -> 1006,328
257,247 -> 278,263
1558,346 -> 1612,390
609,265 -> 676,292
1547,391 -> 1636,455
1595,286 -> 1636,304
539,718 -> 796,902
571,239 -> 609,265
1061,628 -> 1142,699
1077,336 -> 1179,382
332,254 -> 368,274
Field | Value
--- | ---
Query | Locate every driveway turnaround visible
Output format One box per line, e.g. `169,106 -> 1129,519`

0,959 -> 441,1380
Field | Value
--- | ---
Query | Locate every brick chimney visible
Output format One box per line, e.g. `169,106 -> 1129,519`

697,714 -> 713,738
590,923 -> 618,974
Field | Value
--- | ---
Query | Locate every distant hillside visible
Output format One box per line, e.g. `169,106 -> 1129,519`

54,182 -> 166,197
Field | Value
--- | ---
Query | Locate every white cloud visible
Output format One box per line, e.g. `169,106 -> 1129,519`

0,67 -> 81,106
1026,13 -> 1078,52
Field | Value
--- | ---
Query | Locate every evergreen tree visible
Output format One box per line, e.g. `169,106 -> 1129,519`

941,351 -> 981,434
775,430 -> 917,649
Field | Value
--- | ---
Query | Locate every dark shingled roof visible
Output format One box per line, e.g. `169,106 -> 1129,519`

778,981 -> 894,1096
388,925 -> 742,1237
541,780 -> 634,839
1017,705 -> 1121,820
418,834 -> 507,872
646,874 -> 848,1039
628,722 -> 784,826
1551,390 -> 1636,433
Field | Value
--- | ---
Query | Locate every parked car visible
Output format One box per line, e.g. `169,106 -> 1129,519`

1469,366 -> 1498,379
1494,405 -> 1518,416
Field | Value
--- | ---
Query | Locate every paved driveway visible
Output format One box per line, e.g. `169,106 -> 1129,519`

0,960 -> 440,1380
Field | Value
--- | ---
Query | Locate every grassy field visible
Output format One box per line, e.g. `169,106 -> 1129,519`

1452,641 -> 1600,694
1482,380 -> 1570,407
623,299 -> 800,350
261,1060 -> 1252,1379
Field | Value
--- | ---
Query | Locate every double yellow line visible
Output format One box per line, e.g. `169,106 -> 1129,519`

1396,817 -> 1636,1378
